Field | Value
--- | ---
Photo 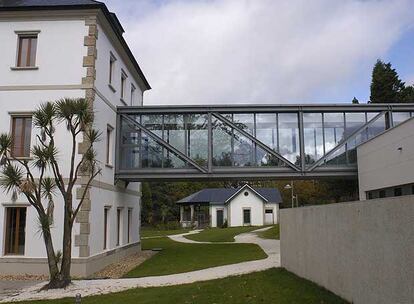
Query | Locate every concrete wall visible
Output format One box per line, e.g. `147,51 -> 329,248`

280,196 -> 414,304
358,117 -> 414,200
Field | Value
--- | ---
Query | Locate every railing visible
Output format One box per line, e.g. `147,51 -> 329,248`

115,104 -> 414,181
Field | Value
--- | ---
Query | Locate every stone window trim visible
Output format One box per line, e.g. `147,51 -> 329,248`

108,52 -> 117,91
105,124 -> 114,168
13,30 -> 40,69
120,69 -> 128,104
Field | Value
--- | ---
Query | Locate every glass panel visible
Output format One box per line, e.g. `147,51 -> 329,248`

233,130 -> 254,167
120,117 -> 141,169
212,115 -> 232,166
164,114 -> 185,167
324,145 -> 346,166
323,113 -> 344,154
278,113 -> 299,164
366,113 -> 386,139
29,37 -> 37,66
345,112 -> 366,137
256,113 -> 277,150
392,112 -> 411,126
186,114 -> 208,167
141,137 -> 163,168
5,208 -> 26,255
18,37 -> 29,67
233,114 -> 254,135
303,113 -> 323,165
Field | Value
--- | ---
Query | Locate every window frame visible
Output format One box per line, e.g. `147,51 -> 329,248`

130,84 -> 136,106
120,70 -> 128,104
14,31 -> 40,69
4,207 -> 27,255
108,52 -> 117,92
10,114 -> 33,158
116,208 -> 123,246
106,124 -> 114,167
127,208 -> 132,243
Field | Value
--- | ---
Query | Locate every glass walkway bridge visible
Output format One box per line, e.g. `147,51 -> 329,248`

115,104 -> 414,181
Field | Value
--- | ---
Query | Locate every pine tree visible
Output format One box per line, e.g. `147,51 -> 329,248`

370,59 -> 405,103
351,97 -> 359,104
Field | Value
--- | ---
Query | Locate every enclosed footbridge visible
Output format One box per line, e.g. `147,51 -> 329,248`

115,104 -> 414,181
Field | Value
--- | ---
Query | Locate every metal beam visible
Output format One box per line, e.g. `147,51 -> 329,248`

211,112 -> 301,171
121,114 -> 209,174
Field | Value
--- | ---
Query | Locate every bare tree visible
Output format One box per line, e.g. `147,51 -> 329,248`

0,98 -> 101,289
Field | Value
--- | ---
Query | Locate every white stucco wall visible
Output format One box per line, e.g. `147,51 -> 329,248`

264,203 -> 279,224
0,12 -> 146,266
357,117 -> 414,200
227,188 -> 265,227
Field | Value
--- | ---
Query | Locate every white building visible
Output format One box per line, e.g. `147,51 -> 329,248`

178,184 -> 281,228
357,117 -> 414,200
0,0 -> 150,276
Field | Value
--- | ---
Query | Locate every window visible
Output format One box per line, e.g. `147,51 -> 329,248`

17,34 -> 37,67
379,190 -> 386,198
103,207 -> 109,250
394,187 -> 402,197
120,71 -> 127,103
367,192 -> 373,200
182,206 -> 191,221
109,53 -> 116,86
11,116 -> 32,157
116,208 -> 122,246
243,209 -> 251,225
130,84 -> 136,105
412,185 -> 414,195
127,208 -> 132,243
106,125 -> 113,166
5,207 -> 27,255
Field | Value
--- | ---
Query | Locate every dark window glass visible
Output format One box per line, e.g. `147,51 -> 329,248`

5,207 -> 26,255
11,116 -> 32,157
368,192 -> 373,200
265,209 -> 273,214
183,206 -> 191,221
103,208 -> 109,249
243,209 -> 251,225
412,185 -> 414,195
394,188 -> 402,197
127,209 -> 132,243
17,35 -> 37,67
379,190 -> 386,198
116,209 -> 122,246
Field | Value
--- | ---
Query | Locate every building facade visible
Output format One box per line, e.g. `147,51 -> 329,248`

357,117 -> 414,200
178,185 -> 281,228
0,0 -> 150,276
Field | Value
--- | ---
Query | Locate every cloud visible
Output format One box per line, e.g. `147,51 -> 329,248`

105,0 -> 414,105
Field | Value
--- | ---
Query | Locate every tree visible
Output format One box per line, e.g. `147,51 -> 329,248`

370,60 -> 406,103
351,97 -> 359,104
0,98 -> 101,289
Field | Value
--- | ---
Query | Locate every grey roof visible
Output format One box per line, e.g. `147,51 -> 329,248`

0,0 -> 150,90
177,186 -> 282,205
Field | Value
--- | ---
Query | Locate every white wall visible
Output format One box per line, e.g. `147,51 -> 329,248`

89,187 -> 140,256
94,23 -> 143,107
227,188 -> 265,227
264,203 -> 279,224
0,20 -> 87,86
357,118 -> 414,199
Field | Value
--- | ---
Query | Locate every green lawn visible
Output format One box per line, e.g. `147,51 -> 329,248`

140,227 -> 190,238
257,225 -> 280,240
124,237 -> 267,278
17,268 -> 348,304
185,226 -> 260,242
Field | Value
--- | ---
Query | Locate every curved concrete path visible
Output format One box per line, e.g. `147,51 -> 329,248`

2,227 -> 280,303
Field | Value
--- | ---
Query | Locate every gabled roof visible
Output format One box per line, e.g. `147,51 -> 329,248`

177,185 -> 282,205
0,0 -> 151,90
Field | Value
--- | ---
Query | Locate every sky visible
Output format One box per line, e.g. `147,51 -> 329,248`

104,0 -> 414,106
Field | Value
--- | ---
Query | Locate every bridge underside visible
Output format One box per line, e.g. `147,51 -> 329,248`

115,104 -> 414,181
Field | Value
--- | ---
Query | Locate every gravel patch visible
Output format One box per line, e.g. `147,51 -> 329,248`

91,251 -> 156,279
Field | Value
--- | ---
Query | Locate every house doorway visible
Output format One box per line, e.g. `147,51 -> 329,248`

243,209 -> 251,226
194,204 -> 210,228
265,209 -> 274,225
216,209 -> 224,227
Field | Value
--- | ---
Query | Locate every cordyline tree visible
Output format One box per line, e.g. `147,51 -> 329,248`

0,98 -> 101,289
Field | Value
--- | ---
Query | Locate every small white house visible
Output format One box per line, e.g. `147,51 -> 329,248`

178,185 -> 282,228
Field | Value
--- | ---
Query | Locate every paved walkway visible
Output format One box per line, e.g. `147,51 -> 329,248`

2,227 -> 280,303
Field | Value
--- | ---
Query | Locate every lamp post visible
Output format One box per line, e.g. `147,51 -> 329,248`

284,181 -> 294,208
